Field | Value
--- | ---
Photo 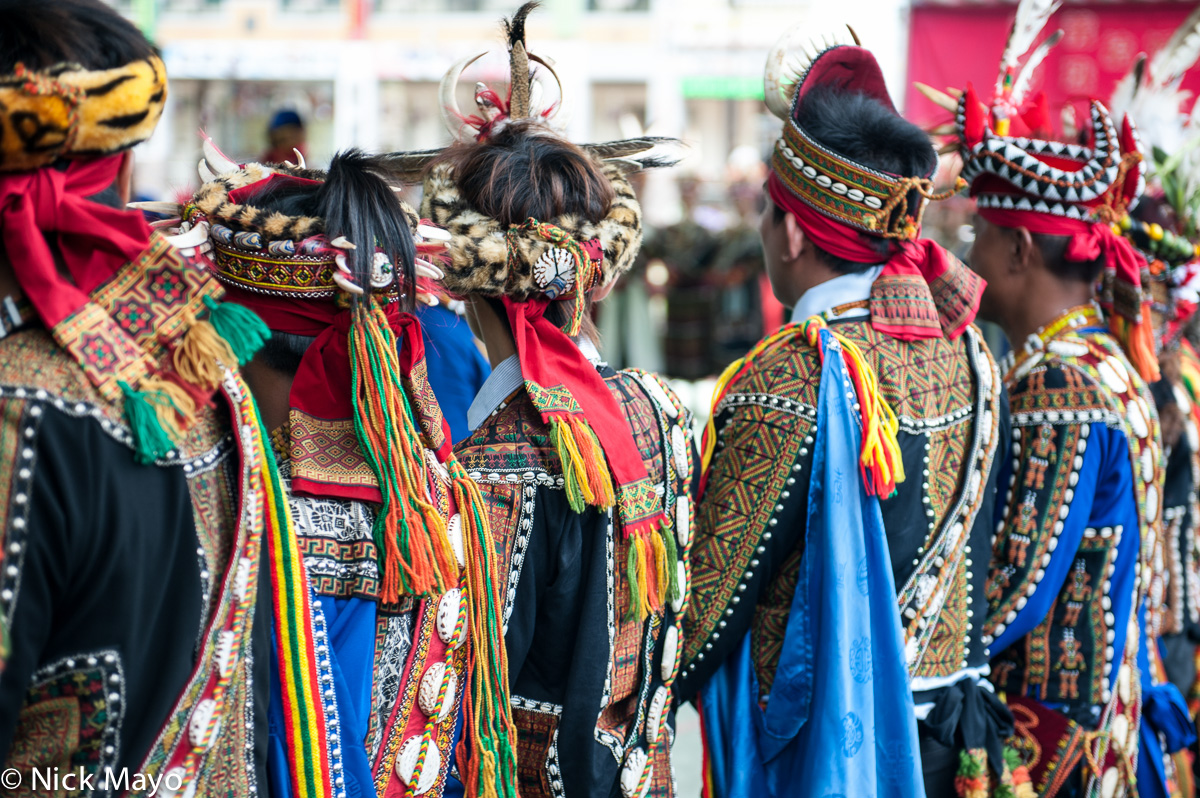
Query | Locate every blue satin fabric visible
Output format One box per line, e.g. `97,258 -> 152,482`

268,594 -> 378,798
700,330 -> 925,798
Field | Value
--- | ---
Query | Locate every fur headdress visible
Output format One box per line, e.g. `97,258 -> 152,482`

0,55 -> 167,172
386,2 -> 681,627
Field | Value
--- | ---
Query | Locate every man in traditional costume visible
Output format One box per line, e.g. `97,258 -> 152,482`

384,5 -> 696,795
0,2 -> 286,794
917,1 -> 1194,793
678,27 -> 1013,798
159,145 -> 516,798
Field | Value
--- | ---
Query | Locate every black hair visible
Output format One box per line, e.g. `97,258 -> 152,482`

0,0 -> 157,72
248,149 -> 418,316
1030,232 -> 1105,283
259,332 -> 317,376
782,85 -> 939,274
434,119 -> 615,228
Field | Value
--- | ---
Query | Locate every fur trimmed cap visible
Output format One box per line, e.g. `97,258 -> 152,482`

0,56 -> 168,172
420,159 -> 642,300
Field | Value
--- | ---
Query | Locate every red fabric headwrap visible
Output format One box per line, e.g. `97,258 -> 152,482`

224,285 -> 452,501
768,172 -> 983,340
0,155 -> 151,328
978,207 -> 1159,382
503,296 -> 667,536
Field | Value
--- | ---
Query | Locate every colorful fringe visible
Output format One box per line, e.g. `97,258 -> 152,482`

701,317 -> 905,498
448,458 -> 520,798
549,414 -> 615,513
348,301 -> 457,601
1109,301 -> 1161,383
954,747 -> 1035,798
262,417 -> 333,798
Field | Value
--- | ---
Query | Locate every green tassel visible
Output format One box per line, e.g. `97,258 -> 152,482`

625,542 -> 642,621
120,380 -> 175,464
661,524 -> 680,604
203,295 -> 270,365
549,421 -> 586,513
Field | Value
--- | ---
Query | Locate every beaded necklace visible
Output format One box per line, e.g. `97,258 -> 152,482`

1004,303 -> 1103,383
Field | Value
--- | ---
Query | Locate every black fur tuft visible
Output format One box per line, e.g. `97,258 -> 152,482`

504,2 -> 540,50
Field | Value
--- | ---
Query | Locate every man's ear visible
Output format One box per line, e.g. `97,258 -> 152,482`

782,210 -> 808,263
1011,226 -> 1036,274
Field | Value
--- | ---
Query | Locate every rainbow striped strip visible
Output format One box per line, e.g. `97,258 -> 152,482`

262,432 -> 333,798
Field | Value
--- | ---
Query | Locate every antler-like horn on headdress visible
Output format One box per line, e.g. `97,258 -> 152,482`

505,2 -> 537,118
762,24 -> 863,121
440,52 -> 487,141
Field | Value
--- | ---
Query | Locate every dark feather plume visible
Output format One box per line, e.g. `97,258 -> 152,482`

504,2 -> 539,50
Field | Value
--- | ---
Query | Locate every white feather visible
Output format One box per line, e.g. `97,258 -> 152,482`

996,0 -> 1062,96
1150,5 -> 1200,87
1010,29 -> 1063,107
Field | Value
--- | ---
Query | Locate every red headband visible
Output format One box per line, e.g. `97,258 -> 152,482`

768,171 -> 983,340
978,207 -> 1159,382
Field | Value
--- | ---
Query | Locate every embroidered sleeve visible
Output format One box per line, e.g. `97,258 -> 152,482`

986,365 -> 1107,653
678,347 -> 819,701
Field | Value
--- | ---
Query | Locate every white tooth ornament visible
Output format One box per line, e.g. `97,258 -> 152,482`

198,159 -> 217,183
127,200 -> 184,215
329,236 -> 357,250
150,216 -> 182,229
202,135 -> 240,175
292,147 -> 306,169
415,258 -> 445,280
417,223 -> 452,242
333,272 -> 364,295
335,253 -> 352,274
165,221 -> 210,249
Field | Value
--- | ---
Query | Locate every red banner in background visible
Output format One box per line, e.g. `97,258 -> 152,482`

905,2 -> 1200,131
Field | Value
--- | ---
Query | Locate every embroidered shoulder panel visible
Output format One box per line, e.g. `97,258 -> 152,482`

457,397 -> 562,485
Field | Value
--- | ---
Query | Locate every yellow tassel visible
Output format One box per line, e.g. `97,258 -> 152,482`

575,418 -> 615,507
173,316 -> 237,391
649,528 -> 667,610
634,537 -> 652,620
139,375 -> 196,441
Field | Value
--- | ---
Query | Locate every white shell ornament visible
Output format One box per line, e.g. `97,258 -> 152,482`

1096,358 -> 1128,394
646,686 -> 669,744
1100,766 -> 1120,798
1118,664 -> 1133,703
533,247 -> 576,300
399,735 -> 443,795
370,251 -> 396,288
1144,484 -> 1159,524
419,662 -> 457,722
1111,713 -> 1130,753
675,496 -> 691,547
447,513 -> 466,570
661,624 -> 680,681
437,589 -> 467,647
620,747 -> 652,798
671,561 -> 688,614
1127,400 -> 1149,440
672,426 -> 689,473
189,698 -> 219,749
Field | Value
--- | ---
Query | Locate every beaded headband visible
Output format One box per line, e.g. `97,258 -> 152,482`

764,30 -> 946,240
0,56 -> 167,172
